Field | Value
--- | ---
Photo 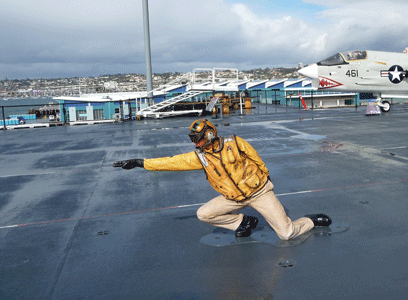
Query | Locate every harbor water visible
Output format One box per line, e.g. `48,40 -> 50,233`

0,97 -> 57,118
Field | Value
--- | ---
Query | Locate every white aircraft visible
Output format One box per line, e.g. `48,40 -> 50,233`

299,50 -> 408,112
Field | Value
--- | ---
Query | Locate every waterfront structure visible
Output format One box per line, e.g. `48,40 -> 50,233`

54,76 -> 361,122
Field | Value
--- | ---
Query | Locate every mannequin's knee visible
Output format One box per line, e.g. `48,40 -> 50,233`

276,226 -> 294,241
197,206 -> 211,222
278,232 -> 292,241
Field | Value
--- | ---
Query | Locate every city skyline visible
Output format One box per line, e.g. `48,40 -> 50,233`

0,66 -> 302,98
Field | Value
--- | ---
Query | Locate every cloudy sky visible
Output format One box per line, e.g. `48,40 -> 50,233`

1,0 -> 408,79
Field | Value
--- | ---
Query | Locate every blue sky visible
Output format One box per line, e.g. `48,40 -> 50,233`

1,0 -> 408,79
226,0 -> 324,18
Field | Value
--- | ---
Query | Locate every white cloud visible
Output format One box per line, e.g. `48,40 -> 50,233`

1,0 -> 408,79
230,4 -> 328,61
314,1 -> 408,53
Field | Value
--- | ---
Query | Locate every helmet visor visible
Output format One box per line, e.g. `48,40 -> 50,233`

188,131 -> 205,143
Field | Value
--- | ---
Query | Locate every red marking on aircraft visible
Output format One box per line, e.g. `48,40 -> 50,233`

319,77 -> 343,89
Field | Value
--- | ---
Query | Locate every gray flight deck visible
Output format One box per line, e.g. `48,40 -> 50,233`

1,104 -> 408,299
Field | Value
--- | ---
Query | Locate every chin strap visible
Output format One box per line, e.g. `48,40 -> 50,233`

196,137 -> 222,152
213,137 -> 224,153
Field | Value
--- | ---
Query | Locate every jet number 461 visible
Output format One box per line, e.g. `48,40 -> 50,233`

346,70 -> 359,77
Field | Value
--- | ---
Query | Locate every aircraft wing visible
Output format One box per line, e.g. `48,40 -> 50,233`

381,94 -> 408,99
354,80 -> 383,86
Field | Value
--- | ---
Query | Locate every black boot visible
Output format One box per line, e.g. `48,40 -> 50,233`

235,215 -> 258,237
305,213 -> 332,227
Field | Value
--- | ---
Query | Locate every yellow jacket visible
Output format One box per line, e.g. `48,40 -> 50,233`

144,135 -> 270,201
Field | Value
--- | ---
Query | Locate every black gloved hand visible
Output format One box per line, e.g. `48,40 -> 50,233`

113,159 -> 144,170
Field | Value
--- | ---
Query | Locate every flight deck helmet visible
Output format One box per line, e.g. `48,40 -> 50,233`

188,119 -> 218,148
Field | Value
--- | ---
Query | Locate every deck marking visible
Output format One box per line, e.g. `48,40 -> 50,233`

0,172 -> 56,178
0,178 -> 407,230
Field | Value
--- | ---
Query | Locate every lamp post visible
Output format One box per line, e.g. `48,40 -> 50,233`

142,0 -> 154,105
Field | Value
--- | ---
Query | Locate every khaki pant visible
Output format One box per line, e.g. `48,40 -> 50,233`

197,181 -> 314,240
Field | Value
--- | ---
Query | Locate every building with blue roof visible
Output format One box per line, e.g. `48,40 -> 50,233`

54,69 -> 361,122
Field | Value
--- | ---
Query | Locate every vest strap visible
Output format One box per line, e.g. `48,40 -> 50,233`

195,150 -> 208,167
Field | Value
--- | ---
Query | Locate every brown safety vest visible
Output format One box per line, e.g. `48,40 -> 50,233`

195,135 -> 268,201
